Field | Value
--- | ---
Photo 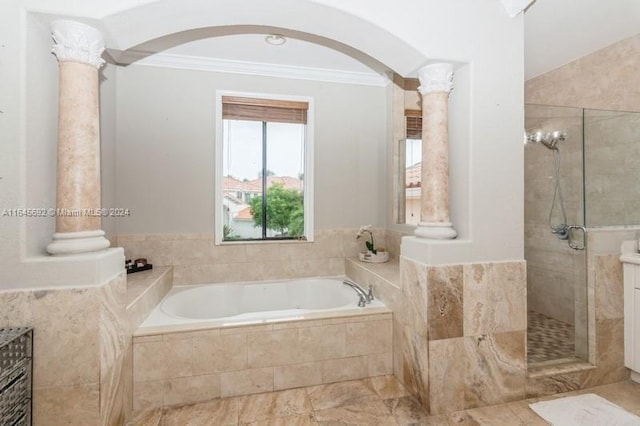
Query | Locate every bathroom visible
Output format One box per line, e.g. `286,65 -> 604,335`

1,0 -> 640,425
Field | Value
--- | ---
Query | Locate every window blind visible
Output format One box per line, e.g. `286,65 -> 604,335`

222,96 -> 308,124
405,109 -> 422,139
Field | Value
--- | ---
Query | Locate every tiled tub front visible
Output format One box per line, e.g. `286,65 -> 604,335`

133,312 -> 393,410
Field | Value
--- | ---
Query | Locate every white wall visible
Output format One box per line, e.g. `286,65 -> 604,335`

23,13 -> 59,257
0,0 -> 527,288
0,1 -> 25,270
115,64 -> 388,234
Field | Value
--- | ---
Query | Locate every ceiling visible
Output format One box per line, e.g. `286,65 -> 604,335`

524,0 -> 640,79
163,34 -> 375,74
150,0 -> 640,82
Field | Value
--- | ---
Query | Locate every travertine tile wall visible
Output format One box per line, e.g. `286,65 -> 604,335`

382,229 -> 406,261
525,34 -> 640,112
0,272 -> 132,426
421,261 -> 527,414
132,313 -> 393,410
116,228 -> 393,286
99,272 -> 132,426
347,257 -> 527,415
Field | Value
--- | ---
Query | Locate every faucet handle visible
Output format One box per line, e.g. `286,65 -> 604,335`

366,286 -> 374,302
358,294 -> 367,307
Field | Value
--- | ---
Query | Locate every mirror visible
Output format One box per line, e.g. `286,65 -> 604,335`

397,138 -> 421,225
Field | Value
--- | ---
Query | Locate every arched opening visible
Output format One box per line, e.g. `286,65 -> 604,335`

112,25 -> 393,80
108,20 -> 401,243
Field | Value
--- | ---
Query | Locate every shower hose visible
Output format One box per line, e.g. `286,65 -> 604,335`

549,149 -> 569,239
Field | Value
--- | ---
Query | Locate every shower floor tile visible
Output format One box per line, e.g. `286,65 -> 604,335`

527,310 -> 575,364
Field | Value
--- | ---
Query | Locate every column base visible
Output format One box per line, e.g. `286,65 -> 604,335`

47,230 -> 111,255
414,222 -> 457,239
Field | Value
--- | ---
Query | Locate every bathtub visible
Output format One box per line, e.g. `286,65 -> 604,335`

137,276 -> 388,335
133,276 -> 392,406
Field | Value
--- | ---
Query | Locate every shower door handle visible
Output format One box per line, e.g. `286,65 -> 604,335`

567,225 -> 586,250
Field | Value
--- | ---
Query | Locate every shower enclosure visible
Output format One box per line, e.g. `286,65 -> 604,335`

525,104 -> 640,366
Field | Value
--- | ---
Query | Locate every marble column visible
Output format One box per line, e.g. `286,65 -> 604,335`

414,63 -> 457,239
47,20 -> 110,255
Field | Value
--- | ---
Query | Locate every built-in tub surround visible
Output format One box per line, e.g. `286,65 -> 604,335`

132,283 -> 392,410
414,63 -> 457,240
346,257 -> 527,413
47,20 -> 110,255
116,228 -> 394,286
0,271 -> 131,426
127,266 -> 173,334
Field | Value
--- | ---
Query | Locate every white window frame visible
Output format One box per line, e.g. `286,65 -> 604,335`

214,90 -> 315,245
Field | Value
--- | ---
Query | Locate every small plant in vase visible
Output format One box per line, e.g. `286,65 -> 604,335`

356,224 -> 376,254
356,225 -> 389,263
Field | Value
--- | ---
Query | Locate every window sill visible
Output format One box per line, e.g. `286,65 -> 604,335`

216,237 -> 314,246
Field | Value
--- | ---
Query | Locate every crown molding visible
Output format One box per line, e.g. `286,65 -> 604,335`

121,51 -> 389,87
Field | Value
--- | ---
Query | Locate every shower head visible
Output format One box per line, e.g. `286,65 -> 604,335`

525,130 -> 566,151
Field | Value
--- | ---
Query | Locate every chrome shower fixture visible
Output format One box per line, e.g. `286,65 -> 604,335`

525,130 -> 566,151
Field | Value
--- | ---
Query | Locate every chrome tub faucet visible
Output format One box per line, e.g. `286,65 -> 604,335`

343,279 -> 373,307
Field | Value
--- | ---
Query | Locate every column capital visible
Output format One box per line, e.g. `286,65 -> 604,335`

417,63 -> 453,95
51,20 -> 105,68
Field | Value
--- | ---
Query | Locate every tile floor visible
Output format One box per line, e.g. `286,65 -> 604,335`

527,310 -> 575,364
129,375 -> 640,425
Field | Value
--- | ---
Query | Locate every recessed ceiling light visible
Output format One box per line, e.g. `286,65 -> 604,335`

265,34 -> 286,46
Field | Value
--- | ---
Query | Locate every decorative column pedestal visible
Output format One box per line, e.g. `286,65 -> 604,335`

414,63 -> 457,240
46,20 -> 110,255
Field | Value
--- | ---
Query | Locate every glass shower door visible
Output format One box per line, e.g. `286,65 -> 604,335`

524,104 -> 588,365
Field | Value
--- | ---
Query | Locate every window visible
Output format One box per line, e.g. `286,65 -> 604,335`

215,93 -> 314,243
397,110 -> 422,225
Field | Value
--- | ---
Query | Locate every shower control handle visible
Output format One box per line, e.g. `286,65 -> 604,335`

567,225 -> 586,250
